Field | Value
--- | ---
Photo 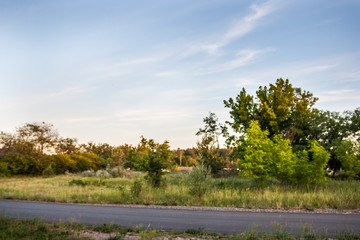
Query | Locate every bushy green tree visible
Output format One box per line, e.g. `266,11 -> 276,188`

271,135 -> 296,184
237,121 -> 274,184
237,121 -> 329,185
293,141 -> 330,185
133,137 -> 172,187
334,140 -> 360,179
223,78 -> 318,147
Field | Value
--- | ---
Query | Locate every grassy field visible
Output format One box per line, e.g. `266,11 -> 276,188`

0,172 -> 360,210
1,215 -> 360,240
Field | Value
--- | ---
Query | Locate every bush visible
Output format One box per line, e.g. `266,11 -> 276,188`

293,141 -> 330,185
49,154 -> 75,174
131,177 -> 142,198
236,121 -> 330,186
0,162 -> 11,177
95,169 -> 111,178
186,163 -> 211,199
81,169 -> 95,177
42,164 -> 55,178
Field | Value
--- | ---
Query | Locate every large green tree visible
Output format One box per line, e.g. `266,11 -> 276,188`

224,78 -> 318,149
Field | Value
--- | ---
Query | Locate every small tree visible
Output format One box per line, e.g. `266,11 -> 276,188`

136,137 -> 172,187
334,140 -> 360,179
293,141 -> 330,185
196,112 -> 225,175
187,163 -> 211,200
237,121 -> 274,185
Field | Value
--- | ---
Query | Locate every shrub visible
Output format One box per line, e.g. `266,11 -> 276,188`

0,162 -> 11,177
186,163 -> 211,199
49,154 -> 75,174
42,164 -> 55,177
131,177 -> 142,198
95,169 -> 111,178
81,169 -> 95,177
293,141 -> 330,185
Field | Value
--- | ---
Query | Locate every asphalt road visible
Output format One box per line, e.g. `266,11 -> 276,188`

1,199 -> 359,235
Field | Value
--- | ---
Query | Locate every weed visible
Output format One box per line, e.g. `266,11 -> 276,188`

185,227 -> 204,235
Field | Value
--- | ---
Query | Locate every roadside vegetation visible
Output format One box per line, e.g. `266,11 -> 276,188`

1,173 -> 359,210
1,215 -> 359,240
1,78 -> 360,210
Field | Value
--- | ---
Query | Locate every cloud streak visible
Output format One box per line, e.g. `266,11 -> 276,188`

195,48 -> 274,75
181,0 -> 278,57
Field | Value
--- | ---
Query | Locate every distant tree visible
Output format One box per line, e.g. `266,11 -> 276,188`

17,122 -> 58,154
56,137 -> 79,154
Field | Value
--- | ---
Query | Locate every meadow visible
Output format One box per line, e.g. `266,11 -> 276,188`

1,172 -> 359,210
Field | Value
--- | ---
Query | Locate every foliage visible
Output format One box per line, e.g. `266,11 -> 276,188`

42,164 -> 55,178
55,137 -> 79,154
0,162 -> 10,177
131,136 -> 172,187
237,121 -> 329,185
196,112 -> 225,174
186,163 -> 212,199
16,122 -> 59,154
70,152 -> 106,172
334,140 -> 360,179
223,78 -> 318,146
131,177 -> 143,198
293,141 -> 330,185
237,121 -> 274,184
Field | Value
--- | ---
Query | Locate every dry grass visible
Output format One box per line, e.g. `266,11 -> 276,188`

0,173 -> 359,210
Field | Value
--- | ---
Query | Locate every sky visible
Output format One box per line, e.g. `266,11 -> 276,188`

0,0 -> 360,149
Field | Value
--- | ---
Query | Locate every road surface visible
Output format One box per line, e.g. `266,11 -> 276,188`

1,200 -> 359,235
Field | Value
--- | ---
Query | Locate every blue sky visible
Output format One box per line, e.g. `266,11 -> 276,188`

1,0 -> 359,148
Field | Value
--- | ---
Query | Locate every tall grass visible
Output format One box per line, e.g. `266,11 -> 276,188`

0,173 -> 359,210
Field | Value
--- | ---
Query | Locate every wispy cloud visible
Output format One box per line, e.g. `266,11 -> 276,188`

181,0 -> 278,57
295,64 -> 338,76
195,48 -> 274,75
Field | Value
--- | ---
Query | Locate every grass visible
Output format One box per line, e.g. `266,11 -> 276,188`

1,215 -> 359,240
0,172 -> 360,210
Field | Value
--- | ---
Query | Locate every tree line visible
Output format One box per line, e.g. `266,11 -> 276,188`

1,78 -> 359,186
0,122 -> 221,183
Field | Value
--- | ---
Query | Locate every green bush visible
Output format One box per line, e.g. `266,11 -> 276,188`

131,177 -> 142,198
42,164 -> 55,178
187,163 -> 211,199
237,121 -> 330,186
293,141 -> 330,185
49,154 -> 75,174
0,161 -> 10,177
